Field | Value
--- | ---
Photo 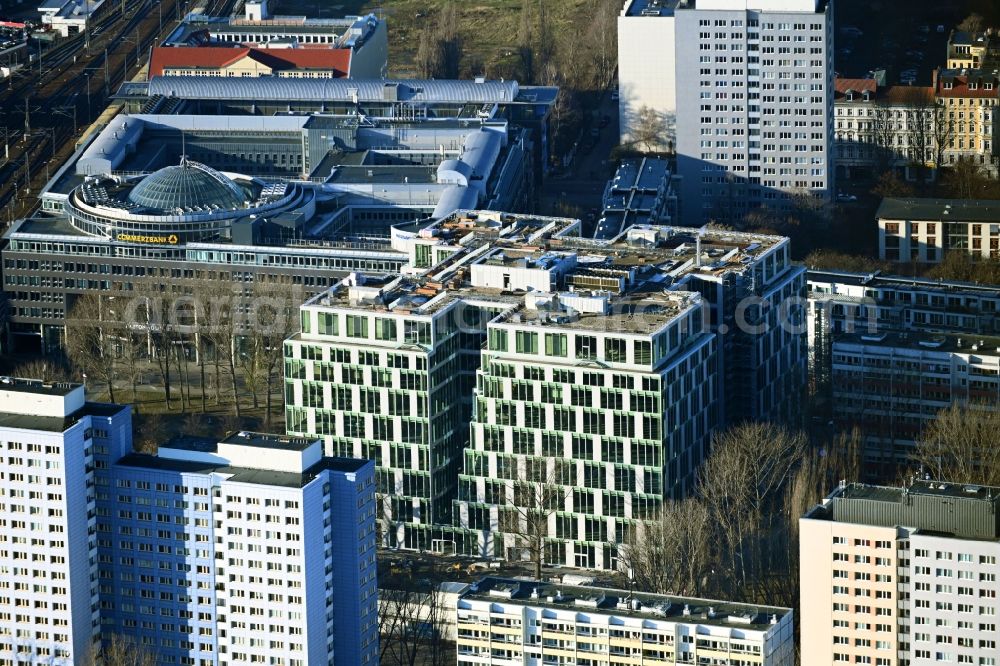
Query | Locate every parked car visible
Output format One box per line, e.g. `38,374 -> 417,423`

836,192 -> 858,203
937,25 -> 946,33
610,89 -> 619,101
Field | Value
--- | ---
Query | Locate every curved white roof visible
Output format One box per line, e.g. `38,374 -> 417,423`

147,77 -> 521,104
432,185 -> 479,220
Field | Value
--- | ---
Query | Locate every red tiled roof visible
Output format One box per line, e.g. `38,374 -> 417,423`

935,68 -> 1000,98
881,85 -> 934,104
834,77 -> 877,96
148,46 -> 351,78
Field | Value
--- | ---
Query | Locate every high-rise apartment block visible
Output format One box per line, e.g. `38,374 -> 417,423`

455,577 -> 794,665
0,378 -> 130,664
284,210 -> 807,567
0,379 -> 377,666
801,479 -> 1000,666
620,0 -> 835,226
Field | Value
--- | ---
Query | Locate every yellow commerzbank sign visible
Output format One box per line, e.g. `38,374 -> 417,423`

116,232 -> 180,245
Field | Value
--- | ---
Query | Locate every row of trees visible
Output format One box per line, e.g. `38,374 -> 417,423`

32,279 -> 302,421
619,401 -> 1000,611
621,423 -> 862,608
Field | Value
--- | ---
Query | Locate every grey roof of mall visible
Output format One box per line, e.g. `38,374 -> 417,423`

146,77 -> 523,104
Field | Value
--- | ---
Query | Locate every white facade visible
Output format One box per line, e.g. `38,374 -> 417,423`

456,577 -> 795,666
618,1 -> 678,151
673,0 -> 835,225
0,379 -> 130,666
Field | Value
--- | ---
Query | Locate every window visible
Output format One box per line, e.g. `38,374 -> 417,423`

575,335 -> 597,360
605,338 -> 626,362
318,312 -> 337,336
545,333 -> 568,357
345,315 -> 368,338
488,329 -> 508,352
634,340 -> 652,364
516,331 -> 538,354
374,318 -> 396,341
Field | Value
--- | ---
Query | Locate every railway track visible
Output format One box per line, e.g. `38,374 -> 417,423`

0,0 -> 188,227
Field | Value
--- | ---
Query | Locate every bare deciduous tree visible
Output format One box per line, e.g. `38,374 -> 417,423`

621,498 -> 714,597
628,105 -> 667,154
9,357 -> 72,383
66,292 -> 118,403
499,460 -> 570,580
700,423 -> 805,594
379,585 -> 451,666
957,13 -> 986,33
83,634 -> 158,666
932,101 -> 955,174
912,404 -> 1000,486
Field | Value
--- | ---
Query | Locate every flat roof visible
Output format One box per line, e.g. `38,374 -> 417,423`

806,269 -> 1000,297
623,0 -> 684,17
878,197 -> 1000,223
498,289 -> 697,335
0,376 -> 80,396
146,77 -> 524,105
808,480 -> 1000,541
0,401 -> 127,433
219,430 -> 318,451
462,577 -> 790,630
834,330 -> 1000,355
116,449 -> 369,487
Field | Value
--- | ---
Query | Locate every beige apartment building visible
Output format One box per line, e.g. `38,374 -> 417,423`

801,479 -> 1000,666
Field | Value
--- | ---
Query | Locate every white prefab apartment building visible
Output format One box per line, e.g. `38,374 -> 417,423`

455,577 -> 795,666
0,379 -> 378,666
801,480 -> 1000,666
618,0 -> 682,152
0,379 -> 130,665
284,210 -> 807,568
619,0 -> 835,225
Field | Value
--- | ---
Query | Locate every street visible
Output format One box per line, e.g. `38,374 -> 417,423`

540,88 -> 620,235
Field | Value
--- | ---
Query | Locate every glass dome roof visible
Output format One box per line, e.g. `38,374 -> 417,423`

127,159 -> 247,212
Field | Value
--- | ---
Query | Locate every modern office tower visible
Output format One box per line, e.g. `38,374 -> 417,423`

0,378 -> 131,665
618,0 -> 682,152
808,270 -> 1000,471
283,212 -> 583,553
877,198 -> 1000,263
458,263 -> 715,570
801,479 -> 1000,666
101,432 -> 378,666
830,332 -> 1000,470
284,210 -> 806,567
455,577 -> 795,666
672,0 -> 834,226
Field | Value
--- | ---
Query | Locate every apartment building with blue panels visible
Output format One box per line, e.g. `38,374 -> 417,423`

1,379 -> 377,666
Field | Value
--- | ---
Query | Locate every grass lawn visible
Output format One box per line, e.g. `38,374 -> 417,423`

276,0 -> 602,78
